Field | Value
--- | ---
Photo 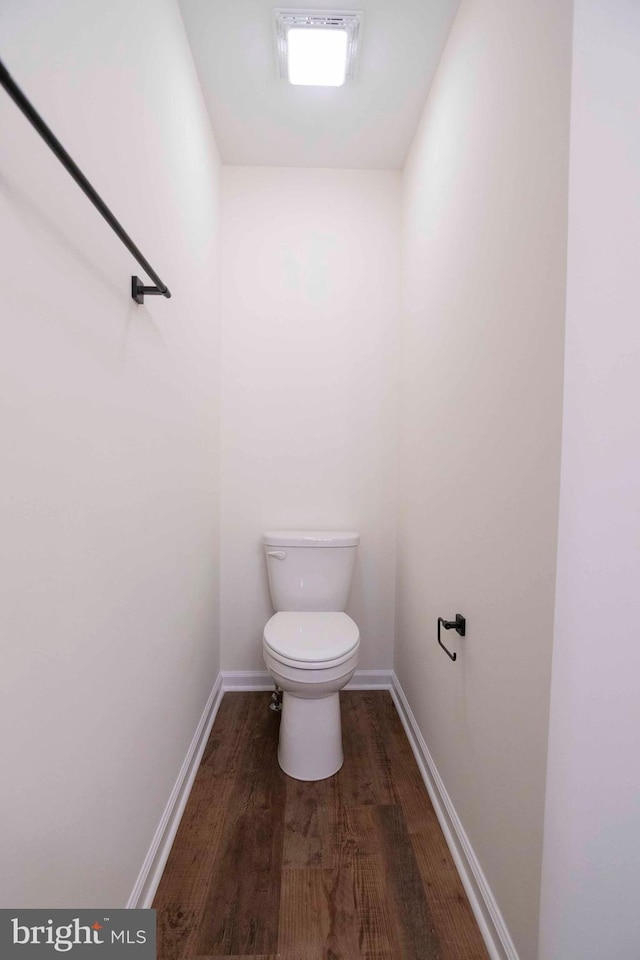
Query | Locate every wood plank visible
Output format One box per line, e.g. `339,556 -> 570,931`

190,955 -> 279,959
336,691 -> 396,806
154,693 -> 281,959
279,867 -> 385,960
279,806 -> 443,960
385,706 -> 484,903
333,802 -> 389,868
371,805 -> 442,960
408,827 -> 476,902
375,697 -> 490,958
428,897 -> 492,960
283,774 -> 339,869
194,699 -> 285,956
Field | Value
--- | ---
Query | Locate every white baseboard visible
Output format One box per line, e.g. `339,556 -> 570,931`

390,673 -> 519,960
221,670 -> 274,691
220,668 -> 393,691
345,669 -> 393,690
127,673 -> 224,909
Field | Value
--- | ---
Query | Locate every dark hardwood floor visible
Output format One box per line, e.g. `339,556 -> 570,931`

153,691 -> 490,960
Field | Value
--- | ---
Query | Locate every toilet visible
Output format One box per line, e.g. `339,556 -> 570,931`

262,530 -> 360,781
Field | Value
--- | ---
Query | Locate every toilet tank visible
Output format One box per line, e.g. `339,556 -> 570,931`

263,531 -> 359,612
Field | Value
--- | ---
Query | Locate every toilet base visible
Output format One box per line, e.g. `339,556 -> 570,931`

278,691 -> 343,781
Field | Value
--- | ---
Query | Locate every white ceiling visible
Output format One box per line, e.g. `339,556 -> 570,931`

178,0 -> 461,170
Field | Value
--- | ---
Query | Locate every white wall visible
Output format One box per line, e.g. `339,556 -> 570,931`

396,1 -> 572,957
220,167 -> 400,671
539,3 -> 640,957
0,0 -> 221,907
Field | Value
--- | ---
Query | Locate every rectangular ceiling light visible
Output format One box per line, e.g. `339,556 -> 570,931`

288,28 -> 348,86
274,10 -> 363,87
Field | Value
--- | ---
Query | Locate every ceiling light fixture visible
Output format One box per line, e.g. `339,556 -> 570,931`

274,10 -> 364,87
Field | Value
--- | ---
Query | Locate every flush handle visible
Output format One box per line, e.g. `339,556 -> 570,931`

267,550 -> 287,560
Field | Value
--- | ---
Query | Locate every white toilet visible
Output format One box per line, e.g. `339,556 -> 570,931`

262,530 -> 360,781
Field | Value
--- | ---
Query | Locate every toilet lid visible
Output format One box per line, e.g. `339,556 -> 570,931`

263,612 -> 359,663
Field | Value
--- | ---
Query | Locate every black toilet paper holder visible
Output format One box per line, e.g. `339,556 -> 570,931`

437,614 -> 466,661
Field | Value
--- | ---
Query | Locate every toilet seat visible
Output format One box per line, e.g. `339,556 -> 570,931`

264,612 -> 359,668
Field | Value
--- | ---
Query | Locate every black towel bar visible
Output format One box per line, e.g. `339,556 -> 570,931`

0,58 -> 171,304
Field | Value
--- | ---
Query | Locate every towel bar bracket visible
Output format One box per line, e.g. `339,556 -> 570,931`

131,276 -> 168,304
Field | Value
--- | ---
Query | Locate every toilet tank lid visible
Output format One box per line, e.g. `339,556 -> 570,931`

262,530 -> 359,547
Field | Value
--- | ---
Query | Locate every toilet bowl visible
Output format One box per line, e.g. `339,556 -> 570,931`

263,611 -> 359,780
262,531 -> 360,781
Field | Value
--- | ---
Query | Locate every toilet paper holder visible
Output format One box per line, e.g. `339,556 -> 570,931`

437,614 -> 466,661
